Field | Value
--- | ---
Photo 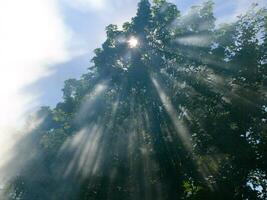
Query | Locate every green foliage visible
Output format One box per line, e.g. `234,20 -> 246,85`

182,179 -> 203,199
4,1 -> 267,200
40,129 -> 68,154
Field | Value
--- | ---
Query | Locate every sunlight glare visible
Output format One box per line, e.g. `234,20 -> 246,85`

0,1 -> 71,195
127,36 -> 139,48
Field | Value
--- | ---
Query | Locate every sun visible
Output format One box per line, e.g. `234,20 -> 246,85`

127,36 -> 139,48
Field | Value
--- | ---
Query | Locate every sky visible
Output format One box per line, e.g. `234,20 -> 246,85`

0,0 -> 267,132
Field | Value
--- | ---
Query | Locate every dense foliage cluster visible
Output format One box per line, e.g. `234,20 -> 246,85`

2,0 -> 267,199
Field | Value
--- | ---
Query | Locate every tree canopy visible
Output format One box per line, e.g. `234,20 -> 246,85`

2,1 -> 267,199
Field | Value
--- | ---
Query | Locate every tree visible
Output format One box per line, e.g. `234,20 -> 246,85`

3,1 -> 267,200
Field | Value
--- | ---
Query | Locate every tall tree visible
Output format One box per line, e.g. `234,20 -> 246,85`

2,1 -> 267,200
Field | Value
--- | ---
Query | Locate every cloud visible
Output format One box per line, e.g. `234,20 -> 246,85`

0,0 -> 71,129
0,0 -> 72,182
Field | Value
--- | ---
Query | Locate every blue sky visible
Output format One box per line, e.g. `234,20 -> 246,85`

0,0 -> 266,131
31,0 -> 267,108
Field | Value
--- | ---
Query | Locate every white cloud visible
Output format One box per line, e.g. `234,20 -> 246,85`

0,0 -> 71,180
0,0 -> 71,129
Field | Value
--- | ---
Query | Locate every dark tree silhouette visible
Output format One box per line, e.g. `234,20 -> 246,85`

2,1 -> 267,199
